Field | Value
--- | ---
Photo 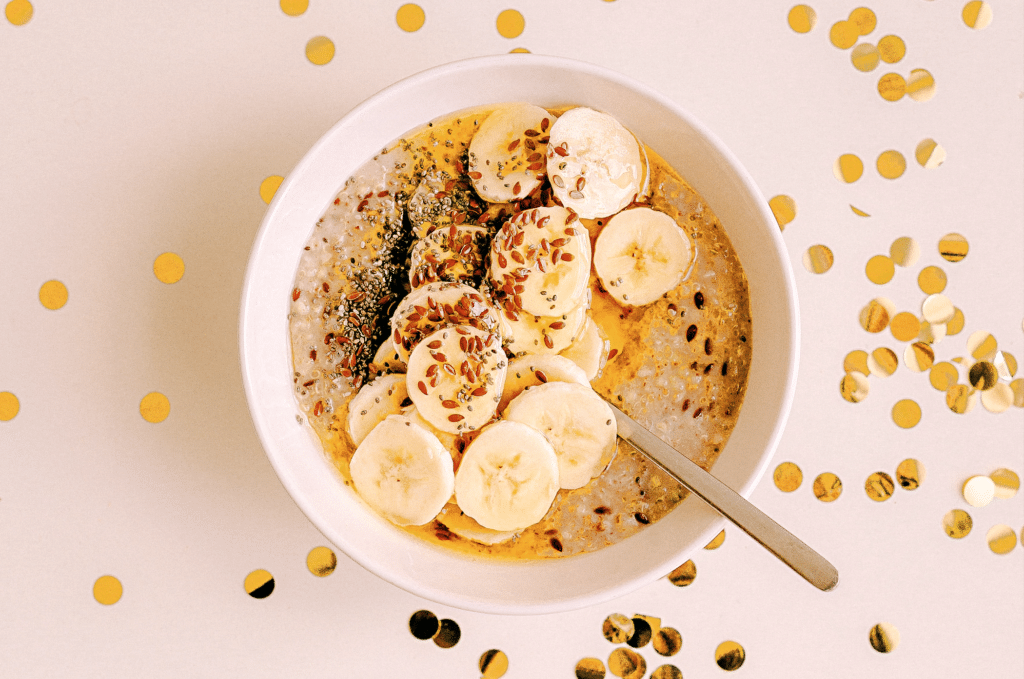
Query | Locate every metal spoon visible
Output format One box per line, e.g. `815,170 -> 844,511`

608,403 -> 839,591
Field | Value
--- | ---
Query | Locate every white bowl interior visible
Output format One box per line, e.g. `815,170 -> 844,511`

239,55 -> 798,615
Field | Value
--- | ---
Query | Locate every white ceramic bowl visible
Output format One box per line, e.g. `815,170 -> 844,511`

239,54 -> 798,615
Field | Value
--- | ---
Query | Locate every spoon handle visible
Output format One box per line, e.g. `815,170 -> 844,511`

609,404 -> 839,592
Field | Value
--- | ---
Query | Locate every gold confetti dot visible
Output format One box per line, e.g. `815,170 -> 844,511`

944,509 -> 973,538
946,384 -> 977,413
715,641 -> 746,671
575,658 -> 606,679
4,0 -> 31,25
305,36 -> 335,66
990,469 -> 1020,499
260,175 -> 284,204
968,361 -> 998,390
844,349 -> 870,375
938,232 -> 968,262
918,320 -> 946,345
480,649 -> 509,678
603,614 -> 635,644
892,399 -> 921,428
946,308 -> 965,335
851,43 -> 880,71
509,47 -> 530,53
704,530 -> 726,550
929,362 -> 958,391
409,609 -> 439,639
788,5 -> 817,33
153,253 -> 185,284
876,150 -> 906,179
877,34 -> 906,63
963,475 -> 996,507
768,195 -> 797,230
140,392 -> 170,423
868,347 -> 899,377
433,618 -> 461,648
994,351 -> 1017,379
869,623 -> 900,653
850,205 -> 871,217
962,1 -> 993,30
651,666 -> 683,679
888,238 -> 919,268
859,298 -> 891,332
608,648 -> 645,679
667,560 -> 696,587
896,458 -> 924,490
865,472 -> 895,502
829,20 -> 859,49
987,525 -> 1017,554
833,153 -> 864,183
279,0 -> 308,16
306,546 -> 337,576
921,294 -> 954,325
774,462 -> 803,492
866,255 -> 896,284
39,280 -> 68,310
915,139 -> 946,168
803,245 -> 834,274
841,372 -> 870,403
966,331 -> 998,362
496,9 -> 525,38
906,68 -> 936,102
626,617 -> 653,649
1011,379 -> 1024,407
981,383 -> 1013,412
890,312 -> 920,341
904,343 -> 934,373
653,628 -> 682,657
244,569 -> 274,598
93,575 -> 122,605
396,3 -> 425,32
0,392 -> 19,421
917,266 -> 947,294
849,7 -> 876,35
877,73 -> 906,101
813,472 -> 843,502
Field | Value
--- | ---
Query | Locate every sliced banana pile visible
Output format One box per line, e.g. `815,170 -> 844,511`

339,102 -> 696,536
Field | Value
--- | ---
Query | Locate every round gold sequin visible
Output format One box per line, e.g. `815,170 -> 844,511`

715,641 -> 746,671
5,0 -> 32,25
509,47 -> 530,53
930,362 -> 959,391
409,610 -> 439,639
995,351 -> 1017,379
0,391 -> 19,421
830,20 -> 859,49
833,154 -> 864,183
981,383 -> 1013,413
480,649 -> 509,678
279,0 -> 308,16
946,384 -> 977,414
704,530 -> 726,550
93,575 -> 123,605
849,7 -> 876,35
627,618 -> 653,649
851,43 -> 880,72
803,245 -> 834,274
39,280 -> 68,310
575,658 -> 606,679
890,312 -> 921,341
892,399 -> 921,428
305,36 -> 335,66
917,266 -> 947,294
966,331 -> 997,361
877,34 -> 906,63
244,569 -> 274,599
946,308 -> 965,335
813,472 -> 843,502
768,195 -> 797,230
907,69 -> 936,102
869,623 -> 900,653
774,462 -> 803,492
841,372 -> 870,403
968,361 -> 997,390
608,648 -> 645,679
496,9 -> 525,38
653,628 -> 682,656
433,618 -> 461,648
916,139 -> 946,168
153,252 -> 185,284
889,237 -> 920,267
904,342 -> 935,373
259,175 -> 284,204
918,320 -> 946,345
306,546 -> 337,577
962,1 -> 993,30
668,560 -> 696,587
651,666 -> 683,679
396,4 -> 426,32
845,350 -> 870,375
877,73 -> 906,101
866,255 -> 895,284
896,459 -> 924,490
990,469 -> 1020,499
868,348 -> 899,377
944,509 -> 973,538
938,233 -> 969,262
963,475 -> 996,507
987,525 -> 1017,554
850,205 -> 871,217
876,150 -> 906,179
788,5 -> 817,33
865,472 -> 895,502
859,299 -> 891,332
921,294 -> 955,324
1011,379 -> 1024,407
603,614 -> 634,644
140,392 -> 170,423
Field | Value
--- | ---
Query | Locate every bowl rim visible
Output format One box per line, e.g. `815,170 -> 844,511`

239,53 -> 799,614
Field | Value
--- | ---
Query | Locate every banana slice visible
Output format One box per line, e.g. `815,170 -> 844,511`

371,340 -> 406,374
593,207 -> 693,306
346,373 -> 411,446
489,206 -> 592,317
498,354 -> 589,413
436,503 -> 518,545
401,404 -> 463,466
407,167 -> 484,239
505,381 -> 617,490
349,414 -> 455,526
505,302 -> 588,357
546,107 -> 643,219
406,324 -> 506,434
560,316 -> 610,381
454,420 -> 560,531
467,103 -> 552,203
409,224 -> 489,289
390,281 -> 501,362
